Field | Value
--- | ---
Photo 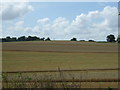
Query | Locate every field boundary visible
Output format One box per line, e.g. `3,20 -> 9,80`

3,68 -> 119,73
3,50 -> 119,53
3,78 -> 120,82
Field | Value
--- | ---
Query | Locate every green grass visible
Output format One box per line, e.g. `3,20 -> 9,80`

3,51 -> 118,72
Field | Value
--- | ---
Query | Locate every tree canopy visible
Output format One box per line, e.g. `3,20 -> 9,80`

1,34 -> 120,43
2,36 -> 47,42
45,37 -> 51,41
117,35 -> 120,43
71,37 -> 77,41
106,34 -> 116,42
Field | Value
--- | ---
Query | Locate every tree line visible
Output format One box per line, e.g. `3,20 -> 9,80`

1,34 -> 120,43
71,34 -> 120,43
1,36 -> 51,42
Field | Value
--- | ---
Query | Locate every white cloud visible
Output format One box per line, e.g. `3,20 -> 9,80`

3,6 -> 118,41
0,2 -> 33,20
15,21 -> 24,26
37,18 -> 50,23
51,17 -> 69,35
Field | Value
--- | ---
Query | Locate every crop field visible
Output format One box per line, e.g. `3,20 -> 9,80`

2,41 -> 118,53
2,41 -> 119,88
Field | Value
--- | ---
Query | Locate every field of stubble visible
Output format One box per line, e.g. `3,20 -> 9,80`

2,41 -> 119,88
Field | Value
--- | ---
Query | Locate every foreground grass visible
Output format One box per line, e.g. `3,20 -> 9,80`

3,51 -> 118,71
2,69 -> 119,88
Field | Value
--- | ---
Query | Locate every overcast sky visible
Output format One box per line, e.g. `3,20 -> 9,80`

1,2 -> 118,41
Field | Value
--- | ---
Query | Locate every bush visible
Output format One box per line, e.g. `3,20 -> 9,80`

88,40 -> 95,42
80,40 -> 85,42
71,37 -> 77,41
45,37 -> 51,41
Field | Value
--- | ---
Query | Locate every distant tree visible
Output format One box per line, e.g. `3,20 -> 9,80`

6,36 -> 12,42
11,37 -> 17,41
4,36 -> 17,42
45,37 -> 51,41
32,36 -> 40,41
88,40 -> 95,42
2,38 -> 7,42
26,36 -> 32,41
26,36 -> 40,41
40,37 -> 45,41
80,40 -> 85,42
0,38 -> 2,42
18,36 -> 26,41
117,35 -> 120,43
71,37 -> 77,41
2,36 -> 41,42
106,34 -> 116,42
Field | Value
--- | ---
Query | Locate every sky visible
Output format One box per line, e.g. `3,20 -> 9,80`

1,2 -> 118,41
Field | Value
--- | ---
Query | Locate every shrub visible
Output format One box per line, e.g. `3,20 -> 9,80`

88,40 -> 95,42
71,37 -> 77,41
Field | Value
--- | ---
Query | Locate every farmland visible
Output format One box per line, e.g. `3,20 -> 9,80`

2,41 -> 119,88
2,41 -> 118,53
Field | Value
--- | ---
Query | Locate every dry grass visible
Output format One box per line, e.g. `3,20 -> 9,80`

2,69 -> 119,88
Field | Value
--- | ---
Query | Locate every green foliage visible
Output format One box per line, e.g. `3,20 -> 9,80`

45,37 -> 51,41
17,72 -> 22,78
71,37 -> 77,41
1,36 -> 51,42
117,35 -> 120,43
119,12 -> 120,15
88,40 -> 95,42
25,77 -> 32,81
2,73 -> 8,81
80,40 -> 85,42
108,86 -> 113,90
106,34 -> 116,42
